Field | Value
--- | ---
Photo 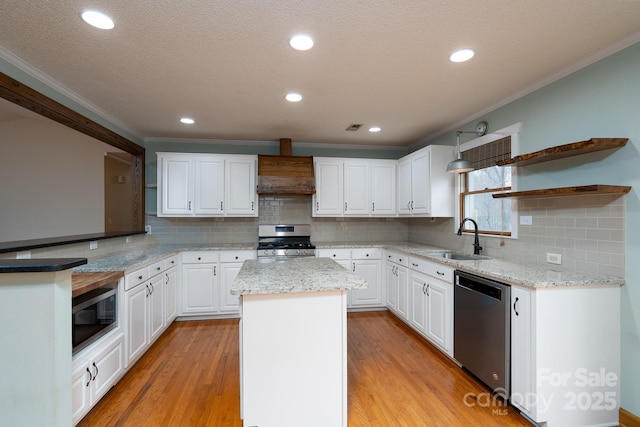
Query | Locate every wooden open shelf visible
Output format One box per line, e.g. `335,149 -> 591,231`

493,185 -> 631,199
496,138 -> 628,167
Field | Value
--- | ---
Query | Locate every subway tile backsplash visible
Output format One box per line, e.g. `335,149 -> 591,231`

7,194 -> 625,279
408,194 -> 625,278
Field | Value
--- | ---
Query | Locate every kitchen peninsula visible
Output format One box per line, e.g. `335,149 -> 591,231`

231,257 -> 367,427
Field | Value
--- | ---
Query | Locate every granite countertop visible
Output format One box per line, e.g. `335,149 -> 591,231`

73,243 -> 256,272
68,241 -> 623,290
316,241 -> 623,288
231,257 -> 368,295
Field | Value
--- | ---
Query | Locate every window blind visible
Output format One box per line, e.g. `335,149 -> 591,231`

462,135 -> 511,170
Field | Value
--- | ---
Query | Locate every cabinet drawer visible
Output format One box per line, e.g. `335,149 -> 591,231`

182,251 -> 219,264
386,252 -> 409,267
220,250 -> 256,263
148,259 -> 165,277
408,257 -> 453,283
125,266 -> 149,291
351,248 -> 382,260
164,255 -> 178,270
317,248 -> 351,260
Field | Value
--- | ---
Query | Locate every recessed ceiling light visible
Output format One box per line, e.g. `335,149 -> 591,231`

180,117 -> 195,124
285,93 -> 303,102
449,48 -> 475,63
81,10 -> 115,30
368,127 -> 381,133
289,34 -> 314,51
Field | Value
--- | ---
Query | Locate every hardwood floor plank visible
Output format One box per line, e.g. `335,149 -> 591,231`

78,312 -> 531,426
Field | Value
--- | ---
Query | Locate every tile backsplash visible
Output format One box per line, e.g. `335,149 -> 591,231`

408,194 -> 625,278
5,194 -> 625,279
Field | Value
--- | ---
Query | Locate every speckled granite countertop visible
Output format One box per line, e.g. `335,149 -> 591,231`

72,242 -> 623,289
73,243 -> 255,272
231,257 -> 368,295
379,243 -> 623,289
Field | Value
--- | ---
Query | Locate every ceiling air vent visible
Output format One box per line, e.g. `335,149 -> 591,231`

345,123 -> 364,131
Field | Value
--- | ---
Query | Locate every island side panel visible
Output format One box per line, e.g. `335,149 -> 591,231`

240,290 -> 347,427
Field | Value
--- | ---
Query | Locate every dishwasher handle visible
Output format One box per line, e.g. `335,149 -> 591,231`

455,273 -> 505,301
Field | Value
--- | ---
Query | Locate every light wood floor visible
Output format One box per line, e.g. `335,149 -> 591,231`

78,311 -> 532,426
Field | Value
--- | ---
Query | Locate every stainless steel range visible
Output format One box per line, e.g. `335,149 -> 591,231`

257,224 -> 316,258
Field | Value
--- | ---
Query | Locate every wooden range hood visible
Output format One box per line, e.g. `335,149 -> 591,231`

256,138 -> 316,195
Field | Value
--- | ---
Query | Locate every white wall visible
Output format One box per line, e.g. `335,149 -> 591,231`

0,117 -> 110,241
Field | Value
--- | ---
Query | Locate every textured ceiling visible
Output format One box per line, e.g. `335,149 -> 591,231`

1,0 -> 640,148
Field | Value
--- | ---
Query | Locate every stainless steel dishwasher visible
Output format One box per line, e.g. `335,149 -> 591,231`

454,270 -> 510,398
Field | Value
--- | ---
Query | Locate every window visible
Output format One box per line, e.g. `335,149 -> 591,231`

459,135 -> 513,236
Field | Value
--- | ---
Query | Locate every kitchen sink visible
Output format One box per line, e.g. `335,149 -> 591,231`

431,252 -> 492,261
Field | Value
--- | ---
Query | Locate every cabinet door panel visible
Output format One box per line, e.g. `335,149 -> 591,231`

71,363 -> 91,423
164,267 -> 178,324
314,160 -> 343,215
220,262 -> 243,312
161,157 -> 192,215
398,158 -> 412,215
126,284 -> 148,364
371,161 -> 396,215
511,286 -> 533,413
344,161 -> 370,215
195,157 -> 225,215
225,157 -> 257,215
396,266 -> 409,320
410,273 -> 427,333
386,262 -> 397,310
91,336 -> 124,402
351,260 -> 383,306
182,265 -> 217,314
149,274 -> 165,342
410,150 -> 430,214
425,279 -> 451,353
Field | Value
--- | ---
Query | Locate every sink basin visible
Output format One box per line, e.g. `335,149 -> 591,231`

431,252 -> 492,261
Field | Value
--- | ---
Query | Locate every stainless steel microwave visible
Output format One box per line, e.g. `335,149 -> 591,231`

72,282 -> 118,355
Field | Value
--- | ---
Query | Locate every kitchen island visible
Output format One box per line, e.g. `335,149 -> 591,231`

231,257 -> 367,427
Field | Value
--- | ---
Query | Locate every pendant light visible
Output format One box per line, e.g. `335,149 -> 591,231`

446,121 -> 488,173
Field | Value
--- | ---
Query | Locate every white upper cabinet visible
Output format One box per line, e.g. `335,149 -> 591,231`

160,154 -> 192,215
313,158 -> 396,217
157,153 -> 257,217
225,156 -> 257,216
343,160 -> 370,215
371,160 -> 396,215
397,145 -> 454,217
194,156 -> 225,215
314,159 -> 344,216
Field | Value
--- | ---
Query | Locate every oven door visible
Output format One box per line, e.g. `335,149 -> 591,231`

72,283 -> 117,354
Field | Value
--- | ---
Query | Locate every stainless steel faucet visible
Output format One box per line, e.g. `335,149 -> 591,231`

457,217 -> 483,255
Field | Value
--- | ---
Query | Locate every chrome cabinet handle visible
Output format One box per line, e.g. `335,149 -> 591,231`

145,284 -> 150,297
372,202 -> 375,211
251,201 -> 254,211
436,271 -> 444,276
514,297 -> 519,316
220,201 -> 224,211
352,263 -> 356,272
412,262 -> 419,267
92,362 -> 99,381
85,367 -> 92,387
214,265 -> 217,276
166,273 -> 169,284
316,202 -> 319,210
426,284 -> 430,297
344,202 -> 347,211
188,201 -> 192,210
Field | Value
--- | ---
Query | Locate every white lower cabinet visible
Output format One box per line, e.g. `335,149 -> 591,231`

72,332 -> 125,425
317,248 -> 384,309
509,285 -> 621,427
125,255 -> 177,368
406,257 -> 453,357
181,251 -> 220,314
220,250 -> 256,313
385,251 -> 409,321
180,250 -> 251,317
